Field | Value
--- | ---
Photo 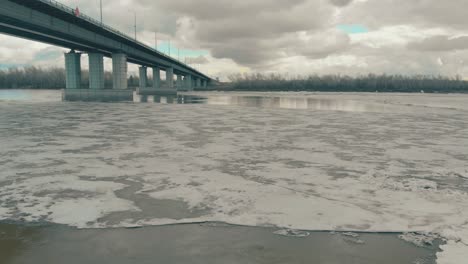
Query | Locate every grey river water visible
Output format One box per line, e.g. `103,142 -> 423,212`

0,223 -> 439,264
1,90 -> 468,263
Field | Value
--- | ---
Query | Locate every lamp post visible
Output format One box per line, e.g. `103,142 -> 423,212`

134,12 -> 137,41
100,0 -> 103,25
154,32 -> 158,51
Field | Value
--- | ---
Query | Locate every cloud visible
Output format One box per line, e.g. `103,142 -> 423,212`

34,47 -> 63,61
186,56 -> 209,64
339,0 -> 468,30
2,0 -> 468,80
329,0 -> 353,7
408,36 -> 468,52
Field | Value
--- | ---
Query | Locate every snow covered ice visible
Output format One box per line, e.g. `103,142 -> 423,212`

0,92 -> 467,264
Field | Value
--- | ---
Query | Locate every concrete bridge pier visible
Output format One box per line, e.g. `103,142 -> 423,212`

139,66 -> 148,89
166,67 -> 174,89
153,67 -> 160,89
65,51 -> 81,89
196,78 -> 201,89
191,78 -> 195,89
177,74 -> 183,90
88,53 -> 104,89
185,75 -> 192,91
112,53 -> 128,90
64,51 -> 133,101
138,66 -> 177,97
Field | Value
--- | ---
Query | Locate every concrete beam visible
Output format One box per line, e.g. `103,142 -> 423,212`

63,89 -> 133,102
112,53 -> 128,90
88,53 -> 104,89
65,51 -> 81,89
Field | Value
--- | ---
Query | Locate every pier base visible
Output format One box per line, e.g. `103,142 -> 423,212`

63,89 -> 134,102
137,88 -> 177,96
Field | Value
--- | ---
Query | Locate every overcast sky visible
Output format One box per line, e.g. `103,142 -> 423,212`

1,0 -> 467,80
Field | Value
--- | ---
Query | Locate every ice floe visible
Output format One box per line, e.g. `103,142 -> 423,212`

399,232 -> 439,247
273,229 -> 311,237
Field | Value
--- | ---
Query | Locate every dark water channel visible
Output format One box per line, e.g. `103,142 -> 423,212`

0,223 -> 440,264
0,89 -> 423,113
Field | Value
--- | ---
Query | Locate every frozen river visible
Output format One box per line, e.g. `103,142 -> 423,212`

0,90 -> 467,263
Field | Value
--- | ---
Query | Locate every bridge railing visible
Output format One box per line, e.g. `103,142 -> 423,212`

36,0 -> 206,77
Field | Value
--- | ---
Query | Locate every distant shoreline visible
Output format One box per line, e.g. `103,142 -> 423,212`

2,87 -> 468,94
2,67 -> 468,93
195,86 -> 468,94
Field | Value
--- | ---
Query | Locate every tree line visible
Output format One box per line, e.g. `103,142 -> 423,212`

0,66 -> 66,89
0,66 -> 145,89
227,73 -> 468,93
2,66 -> 468,93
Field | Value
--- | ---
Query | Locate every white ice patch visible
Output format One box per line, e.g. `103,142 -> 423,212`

340,232 -> 365,244
273,229 -> 310,237
0,175 -> 138,226
45,190 -> 137,228
341,232 -> 360,238
399,232 -> 438,247
383,178 -> 438,192
437,241 -> 468,264
0,207 -> 10,220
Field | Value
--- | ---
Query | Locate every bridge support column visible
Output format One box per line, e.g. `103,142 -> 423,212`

153,67 -> 160,89
88,53 -> 104,89
196,78 -> 201,88
139,66 -> 147,89
166,67 -> 174,89
177,74 -> 183,90
112,53 -> 128,90
65,51 -> 81,89
185,75 -> 192,91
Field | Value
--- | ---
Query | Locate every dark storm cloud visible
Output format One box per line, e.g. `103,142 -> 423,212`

66,0 -> 358,67
131,0 -> 346,66
139,0 -> 306,20
18,0 -> 468,77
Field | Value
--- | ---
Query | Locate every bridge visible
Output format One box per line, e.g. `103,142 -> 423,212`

0,0 -> 212,101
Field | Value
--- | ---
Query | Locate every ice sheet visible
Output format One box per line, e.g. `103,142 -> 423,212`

437,241 -> 468,264
0,93 -> 467,264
